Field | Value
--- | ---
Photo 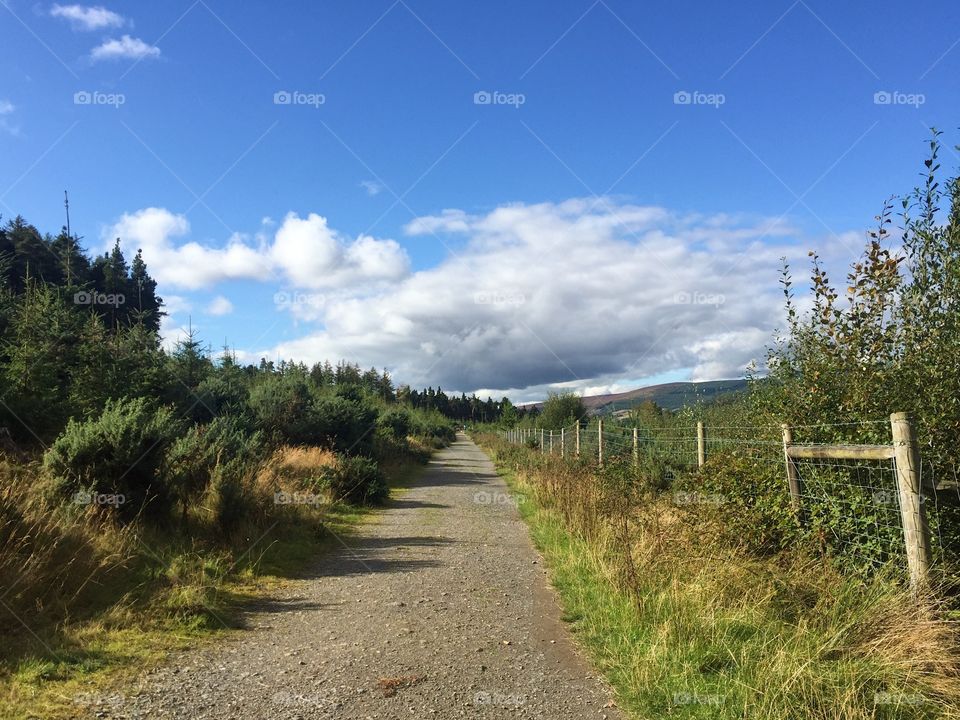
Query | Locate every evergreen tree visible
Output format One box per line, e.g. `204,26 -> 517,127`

7,216 -> 63,291
51,229 -> 90,288
129,248 -> 162,332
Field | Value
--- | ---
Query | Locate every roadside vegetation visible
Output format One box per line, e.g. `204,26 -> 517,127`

476,133 -> 960,718
0,219 -> 470,717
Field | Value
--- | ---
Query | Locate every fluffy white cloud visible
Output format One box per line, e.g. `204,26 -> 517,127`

206,296 -> 234,316
252,198 -> 846,398
91,35 -> 159,61
105,208 -> 410,292
51,4 -> 124,30
113,199 -> 864,399
269,212 -> 409,289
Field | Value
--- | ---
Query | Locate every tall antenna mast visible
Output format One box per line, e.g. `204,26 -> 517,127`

64,190 -> 71,237
64,191 -> 73,285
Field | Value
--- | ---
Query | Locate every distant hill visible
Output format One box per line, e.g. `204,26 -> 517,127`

523,379 -> 749,415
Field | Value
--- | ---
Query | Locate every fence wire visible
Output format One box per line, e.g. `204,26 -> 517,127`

500,418 -> 957,587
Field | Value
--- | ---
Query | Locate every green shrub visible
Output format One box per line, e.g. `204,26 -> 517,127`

208,466 -> 248,535
248,373 -> 317,445
409,410 -> 456,443
44,397 -> 183,521
164,415 -> 265,519
377,407 -> 411,440
694,449 -> 799,555
538,392 -> 587,430
327,456 -> 387,505
312,394 -> 378,452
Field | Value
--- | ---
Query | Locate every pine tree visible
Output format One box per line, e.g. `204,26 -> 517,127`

51,229 -> 90,288
129,248 -> 163,332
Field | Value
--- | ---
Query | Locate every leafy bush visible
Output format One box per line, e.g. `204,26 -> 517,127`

192,372 -> 250,422
208,466 -> 248,535
164,415 -> 265,519
694,449 -> 799,555
326,456 -> 387,505
377,407 -> 411,440
248,373 -> 318,445
409,410 -> 456,443
312,394 -> 378,452
538,392 -> 586,430
44,397 -> 183,521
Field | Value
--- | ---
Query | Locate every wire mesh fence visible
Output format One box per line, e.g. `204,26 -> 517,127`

500,414 -> 957,591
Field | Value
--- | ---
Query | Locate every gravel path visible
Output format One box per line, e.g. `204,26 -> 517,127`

86,435 -> 621,719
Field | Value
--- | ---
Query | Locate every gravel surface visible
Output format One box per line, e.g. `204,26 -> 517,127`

80,435 -> 621,719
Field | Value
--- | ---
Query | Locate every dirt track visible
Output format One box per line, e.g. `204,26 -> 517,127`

85,435 -> 620,719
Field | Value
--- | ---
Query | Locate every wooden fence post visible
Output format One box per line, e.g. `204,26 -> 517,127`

781,424 -> 802,508
697,421 -> 706,468
633,427 -> 638,467
561,428 -> 565,457
598,418 -> 603,466
575,422 -> 580,457
540,428 -> 544,454
891,412 -> 932,594
549,430 -> 554,455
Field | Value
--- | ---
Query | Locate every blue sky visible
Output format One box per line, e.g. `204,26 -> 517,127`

1,1 -> 958,401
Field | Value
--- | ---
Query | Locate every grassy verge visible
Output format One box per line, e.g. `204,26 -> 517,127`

480,434 -> 960,720
0,449 -> 428,720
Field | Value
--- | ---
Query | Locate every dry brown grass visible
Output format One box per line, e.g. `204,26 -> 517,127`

0,457 -> 138,626
276,446 -> 338,475
250,445 -> 338,501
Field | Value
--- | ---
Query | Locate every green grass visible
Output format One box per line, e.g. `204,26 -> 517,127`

493,461 -> 960,720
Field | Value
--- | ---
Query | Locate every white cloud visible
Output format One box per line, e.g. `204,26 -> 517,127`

0,99 -> 19,136
162,294 -> 192,316
107,208 -> 272,289
360,180 -> 383,196
51,4 -> 124,30
404,208 -> 473,235
206,296 -> 234,316
106,208 -> 410,292
112,199 -> 865,398
249,198 -> 849,396
90,35 -> 159,62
